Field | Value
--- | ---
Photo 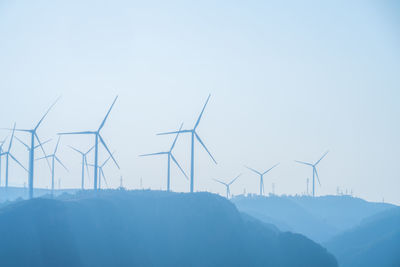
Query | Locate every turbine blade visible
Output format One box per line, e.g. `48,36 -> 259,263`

15,136 -> 30,150
34,139 -> 52,149
170,123 -> 184,151
55,156 -> 69,172
98,96 -> 118,131
294,160 -> 313,167
244,166 -> 262,175
35,133 -> 51,171
229,174 -> 242,185
68,145 -> 84,155
98,135 -> 120,169
35,155 -> 52,161
315,150 -> 329,166
315,168 -> 321,186
101,169 -> 109,188
0,128 -> 31,133
157,130 -> 191,136
195,132 -> 217,164
262,163 -> 280,175
84,156 -> 91,178
171,154 -> 188,180
58,131 -> 95,135
8,123 -> 16,152
0,138 -> 6,150
54,136 -> 61,154
86,145 -> 95,154
101,153 -> 113,168
194,94 -> 211,129
139,152 -> 167,157
35,96 -> 60,130
9,153 -> 28,172
213,178 -> 227,186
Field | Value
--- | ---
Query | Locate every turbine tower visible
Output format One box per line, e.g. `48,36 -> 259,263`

139,123 -> 188,191
158,94 -> 217,193
88,152 -> 116,189
3,98 -> 59,199
0,124 -> 28,188
295,151 -> 329,197
69,145 -> 94,190
0,138 -> 6,185
213,174 -> 241,198
59,96 -> 119,190
245,163 -> 279,196
36,136 -> 68,195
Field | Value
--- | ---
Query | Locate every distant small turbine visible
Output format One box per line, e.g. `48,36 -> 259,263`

2,97 -> 59,199
36,136 -> 68,195
88,152 -> 115,189
0,124 -> 28,188
245,163 -> 279,196
119,175 -> 123,189
158,94 -> 217,193
69,145 -> 94,190
140,123 -> 188,191
295,151 -> 329,197
59,96 -> 119,190
213,174 -> 241,198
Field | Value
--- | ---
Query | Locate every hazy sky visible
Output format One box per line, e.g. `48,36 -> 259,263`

1,0 -> 399,204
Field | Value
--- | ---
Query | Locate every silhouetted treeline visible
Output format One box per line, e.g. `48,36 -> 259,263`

0,190 -> 337,267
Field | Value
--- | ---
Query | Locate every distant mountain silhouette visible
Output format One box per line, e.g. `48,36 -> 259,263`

0,190 -> 337,267
232,194 -> 394,243
0,186 -> 78,203
325,207 -> 400,267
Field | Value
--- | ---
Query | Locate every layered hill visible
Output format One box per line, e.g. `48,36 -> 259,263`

325,207 -> 400,267
0,186 -> 78,203
0,190 -> 337,267
232,194 -> 394,243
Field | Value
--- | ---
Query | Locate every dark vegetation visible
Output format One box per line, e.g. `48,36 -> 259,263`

0,190 -> 337,267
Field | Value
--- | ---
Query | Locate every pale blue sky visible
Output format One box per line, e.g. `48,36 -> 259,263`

0,1 -> 399,203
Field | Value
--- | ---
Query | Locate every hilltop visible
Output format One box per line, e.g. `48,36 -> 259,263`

0,190 -> 337,267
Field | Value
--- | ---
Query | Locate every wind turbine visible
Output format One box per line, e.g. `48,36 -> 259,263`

139,123 -> 188,191
0,124 -> 28,188
2,97 -> 59,199
59,96 -> 120,190
158,94 -> 217,193
88,152 -> 115,190
245,163 -> 279,196
213,174 -> 241,198
69,145 -> 94,190
295,151 -> 329,197
36,136 -> 68,195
